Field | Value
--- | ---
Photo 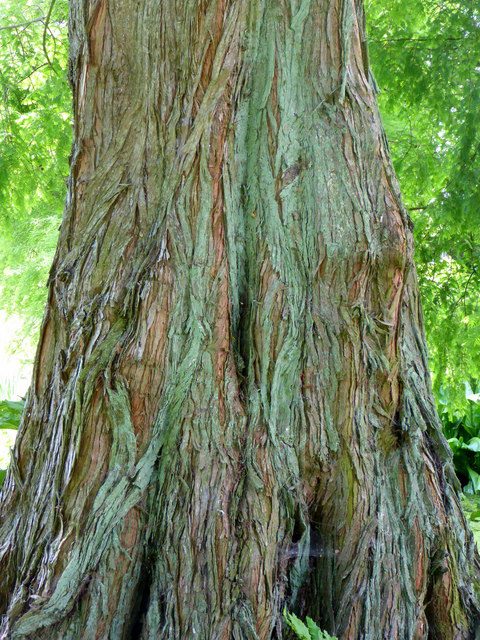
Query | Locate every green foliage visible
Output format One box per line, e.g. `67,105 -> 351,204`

0,399 -> 24,485
283,609 -> 337,640
461,494 -> 480,548
0,0 -> 71,341
366,0 -> 480,414
0,399 -> 25,430
441,384 -> 480,492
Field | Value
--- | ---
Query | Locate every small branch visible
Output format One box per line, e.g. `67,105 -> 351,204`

370,35 -> 469,44
20,62 -> 49,83
42,0 -> 57,73
0,17 -> 45,32
452,265 -> 478,314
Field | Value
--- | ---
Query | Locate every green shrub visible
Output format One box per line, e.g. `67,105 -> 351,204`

441,383 -> 480,493
283,609 -> 337,640
0,399 -> 23,485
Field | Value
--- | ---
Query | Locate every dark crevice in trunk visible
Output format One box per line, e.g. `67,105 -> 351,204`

286,502 -> 335,633
424,432 -> 448,508
392,406 -> 408,447
128,559 -> 154,640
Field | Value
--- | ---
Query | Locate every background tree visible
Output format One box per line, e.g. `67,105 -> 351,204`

0,1 -> 479,640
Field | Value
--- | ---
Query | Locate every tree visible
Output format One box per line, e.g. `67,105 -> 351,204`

0,0 -> 479,638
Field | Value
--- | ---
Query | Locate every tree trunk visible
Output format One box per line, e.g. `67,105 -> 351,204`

0,0 -> 479,638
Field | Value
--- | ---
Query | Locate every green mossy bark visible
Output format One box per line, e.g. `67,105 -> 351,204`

0,0 -> 479,638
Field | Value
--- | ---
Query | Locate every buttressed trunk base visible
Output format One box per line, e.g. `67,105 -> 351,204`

0,0 -> 479,638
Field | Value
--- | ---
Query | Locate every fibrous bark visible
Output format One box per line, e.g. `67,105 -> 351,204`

0,0 -> 479,638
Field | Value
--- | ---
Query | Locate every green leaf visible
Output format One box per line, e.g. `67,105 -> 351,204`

306,617 -> 321,640
0,400 -> 24,430
283,609 -> 338,640
448,437 -> 461,453
466,382 -> 480,404
283,609 -> 311,640
467,467 -> 480,494
462,438 -> 480,453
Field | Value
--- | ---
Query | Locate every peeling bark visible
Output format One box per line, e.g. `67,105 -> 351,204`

0,1 -> 479,638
